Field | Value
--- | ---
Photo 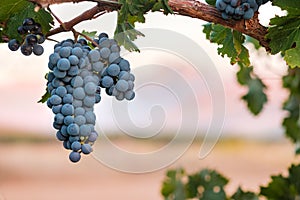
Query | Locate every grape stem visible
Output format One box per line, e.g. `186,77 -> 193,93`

31,0 -> 269,50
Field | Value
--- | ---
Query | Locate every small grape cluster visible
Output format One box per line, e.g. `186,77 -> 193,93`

8,18 -> 45,56
216,0 -> 261,20
46,33 -> 135,163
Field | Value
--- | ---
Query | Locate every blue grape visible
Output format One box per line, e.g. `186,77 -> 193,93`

56,86 -> 67,97
101,76 -> 114,88
61,104 -> 74,116
74,115 -> 86,126
52,105 -> 62,114
53,67 -> 67,78
88,131 -> 98,142
33,44 -> 44,56
74,107 -> 85,116
116,80 -> 129,92
49,95 -> 62,105
243,8 -> 254,19
225,5 -> 235,15
68,55 -> 79,65
125,90 -> 135,100
95,94 -> 101,103
73,87 -> 85,100
73,99 -> 83,108
100,47 -> 111,59
88,50 -> 101,62
119,59 -> 130,71
110,44 -> 120,53
85,111 -> 96,124
79,125 -> 91,137
59,47 -> 71,58
71,141 -> 81,152
69,151 -> 81,162
57,58 -> 71,71
64,116 -> 74,126
109,52 -> 121,64
81,144 -> 92,155
216,0 -> 227,11
63,94 -> 73,104
71,47 -> 83,58
68,65 -> 79,76
56,131 -> 67,141
67,124 -> 80,136
84,82 -> 97,95
54,113 -> 64,124
69,136 -> 80,143
8,39 -> 20,51
92,61 -> 104,72
83,96 -> 95,107
107,64 -> 120,76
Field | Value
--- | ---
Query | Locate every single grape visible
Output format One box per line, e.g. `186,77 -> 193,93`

72,47 -> 84,58
8,39 -> 20,51
33,44 -> 44,56
23,18 -> 35,26
74,115 -> 86,126
26,34 -> 38,45
99,32 -> 109,40
74,107 -> 85,116
119,59 -> 130,71
83,96 -> 95,108
49,94 -> 62,105
68,55 -> 79,65
243,8 -> 254,19
59,61 -> 73,74
69,151 -> 81,163
61,104 -> 74,116
73,87 -> 85,100
88,131 -> 98,142
56,131 -> 67,141
125,90 -> 135,100
85,111 -> 96,124
88,50 -> 101,62
64,116 -> 74,126
59,47 -> 71,58
67,123 -> 80,136
92,61 -> 104,72
71,141 -> 82,152
107,64 -> 120,77
101,76 -> 114,88
84,82 -> 97,95
216,0 -> 227,11
56,86 -> 68,98
17,26 -> 27,34
116,80 -> 129,92
230,0 -> 239,7
225,5 -> 235,15
77,38 -> 88,46
100,47 -> 111,59
81,144 -> 93,155
54,113 -> 64,124
21,44 -> 33,56
53,67 -> 67,78
79,125 -> 91,137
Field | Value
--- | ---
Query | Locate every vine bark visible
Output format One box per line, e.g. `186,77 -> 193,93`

29,0 -> 269,50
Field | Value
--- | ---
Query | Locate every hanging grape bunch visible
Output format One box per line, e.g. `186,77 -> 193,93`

46,33 -> 136,163
216,0 -> 270,20
8,18 -> 45,56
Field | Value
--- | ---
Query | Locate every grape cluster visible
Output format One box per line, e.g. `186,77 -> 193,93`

8,18 -> 45,56
215,0 -> 268,20
46,33 -> 135,163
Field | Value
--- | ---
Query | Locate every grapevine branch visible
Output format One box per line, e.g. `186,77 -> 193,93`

29,0 -> 269,50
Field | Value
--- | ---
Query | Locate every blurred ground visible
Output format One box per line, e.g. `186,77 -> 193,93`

0,133 -> 299,200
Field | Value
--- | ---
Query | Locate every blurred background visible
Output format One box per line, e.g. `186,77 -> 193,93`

0,1 -> 299,200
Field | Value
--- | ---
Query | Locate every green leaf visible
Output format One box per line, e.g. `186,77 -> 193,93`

230,187 -> 259,200
80,30 -> 97,38
284,43 -> 300,68
38,89 -> 50,103
205,0 -> 216,6
2,2 -> 53,42
186,169 -> 228,200
115,0 -> 172,51
272,0 -> 300,15
260,175 -> 292,200
0,0 -> 28,21
203,23 -> 250,66
266,15 -> 300,55
245,36 -> 261,50
260,164 -> 300,200
161,169 -> 186,200
242,78 -> 267,115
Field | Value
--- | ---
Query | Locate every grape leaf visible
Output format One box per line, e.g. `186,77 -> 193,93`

38,89 -> 50,103
203,23 -> 250,66
260,164 -> 300,200
204,23 -> 266,115
80,30 -> 97,38
267,0 -> 300,68
205,0 -> 216,6
1,2 -> 53,42
0,0 -> 28,21
115,0 -> 172,51
284,43 -> 300,68
230,187 -> 259,200
272,0 -> 300,15
161,169 -> 186,200
186,169 -> 228,199
242,76 -> 267,116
